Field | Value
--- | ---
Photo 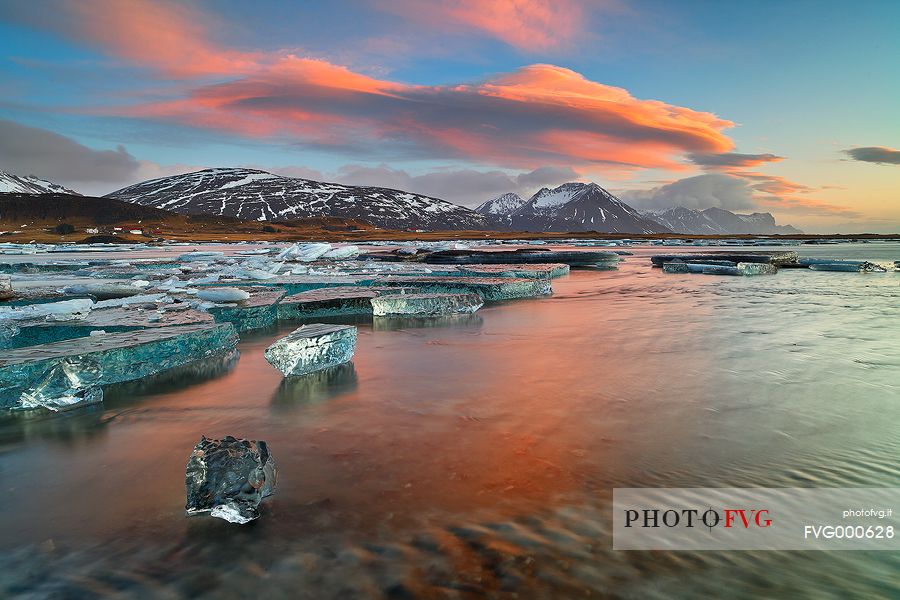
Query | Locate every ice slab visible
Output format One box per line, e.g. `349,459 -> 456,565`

0,323 -> 238,409
371,293 -> 483,317
0,305 -> 214,349
62,282 -> 145,300
651,251 -> 798,267
277,287 -> 401,319
797,258 -> 866,266
206,275 -> 372,295
0,298 -> 94,322
196,287 -> 250,302
105,349 -> 239,399
424,249 -> 620,267
264,324 -> 357,377
276,242 -> 332,262
457,263 -> 570,279
185,436 -> 276,524
178,251 -> 225,261
204,287 -> 286,332
92,293 -> 172,309
376,276 -> 551,301
808,262 -> 886,272
0,274 -> 12,300
322,245 -> 360,260
16,359 -> 104,412
662,262 -> 778,275
0,261 -> 94,274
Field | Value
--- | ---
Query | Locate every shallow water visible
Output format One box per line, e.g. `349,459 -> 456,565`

2,242 -> 899,598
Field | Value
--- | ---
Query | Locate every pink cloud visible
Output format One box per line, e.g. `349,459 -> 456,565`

373,0 -> 590,52
62,0 -> 260,77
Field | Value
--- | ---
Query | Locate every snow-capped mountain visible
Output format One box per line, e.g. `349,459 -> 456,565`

106,168 -> 491,230
475,192 -> 526,216
0,170 -> 80,195
493,182 -> 670,233
646,206 -> 802,235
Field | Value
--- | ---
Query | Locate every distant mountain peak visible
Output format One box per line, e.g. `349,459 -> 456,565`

475,192 -> 526,216
0,170 -> 81,195
482,181 -> 669,233
646,205 -> 801,235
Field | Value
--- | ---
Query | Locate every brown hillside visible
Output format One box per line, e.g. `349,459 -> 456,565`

0,193 -> 376,242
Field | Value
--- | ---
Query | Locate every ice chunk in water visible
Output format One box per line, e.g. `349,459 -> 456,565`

185,436 -> 276,524
276,242 -> 332,262
808,261 -> 886,273
178,251 -> 225,261
0,299 -> 94,322
63,282 -> 144,300
240,268 -> 279,280
371,293 -> 484,316
196,287 -> 251,302
0,274 -> 12,300
92,293 -> 172,309
0,323 -> 238,409
321,245 -> 360,260
662,262 -> 777,276
264,324 -> 357,377
16,358 -> 104,412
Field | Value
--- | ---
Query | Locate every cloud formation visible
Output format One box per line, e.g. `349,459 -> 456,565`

842,146 -> 900,165
10,0 -> 735,173
668,151 -> 854,218
732,171 -> 812,195
0,119 -> 194,195
0,118 -> 139,183
332,164 -> 579,206
687,152 -> 783,168
619,172 -> 859,218
373,0 -> 589,52
619,173 -> 756,212
132,62 -> 735,171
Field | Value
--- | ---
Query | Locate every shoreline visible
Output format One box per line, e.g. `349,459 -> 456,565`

2,228 -> 899,245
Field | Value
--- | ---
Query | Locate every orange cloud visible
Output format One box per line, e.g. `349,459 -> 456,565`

373,0 -> 589,52
733,171 -> 813,195
754,195 -> 860,218
56,0 -> 735,171
63,0 -> 259,77
733,171 -> 858,217
119,63 -> 735,170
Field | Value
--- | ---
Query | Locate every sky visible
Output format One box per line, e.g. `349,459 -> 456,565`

0,0 -> 898,233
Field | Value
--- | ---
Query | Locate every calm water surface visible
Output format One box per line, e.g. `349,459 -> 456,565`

1,242 -> 899,598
